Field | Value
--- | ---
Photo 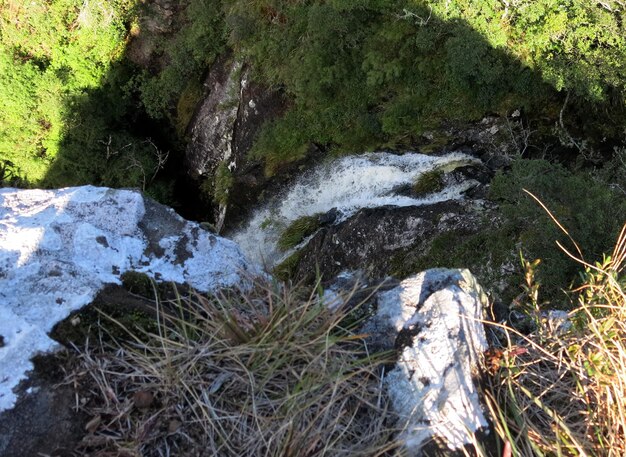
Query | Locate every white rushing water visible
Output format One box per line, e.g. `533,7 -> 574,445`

232,151 -> 479,267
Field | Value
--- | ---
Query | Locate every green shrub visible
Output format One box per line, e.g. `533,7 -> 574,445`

490,159 -> 626,301
0,0 -> 135,183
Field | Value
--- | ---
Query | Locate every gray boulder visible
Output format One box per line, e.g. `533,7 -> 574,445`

364,268 -> 491,454
293,200 -> 492,283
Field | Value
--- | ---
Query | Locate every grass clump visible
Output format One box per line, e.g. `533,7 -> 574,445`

273,251 -> 303,282
484,223 -> 626,456
68,279 -> 398,456
412,169 -> 444,196
277,215 -> 321,251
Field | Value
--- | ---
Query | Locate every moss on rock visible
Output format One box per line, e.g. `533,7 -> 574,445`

413,169 -> 444,196
277,215 -> 321,251
121,271 -> 154,297
50,285 -> 159,346
273,251 -> 303,281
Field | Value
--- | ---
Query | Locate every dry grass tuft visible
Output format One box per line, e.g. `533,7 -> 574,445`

483,222 -> 626,456
67,279 -> 400,457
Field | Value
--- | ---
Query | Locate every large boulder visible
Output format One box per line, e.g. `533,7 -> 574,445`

363,268 -> 491,455
292,199 -> 492,283
0,186 -> 255,414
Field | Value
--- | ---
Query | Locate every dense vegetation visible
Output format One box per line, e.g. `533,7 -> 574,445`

3,0 -> 626,183
2,0 -> 625,295
0,0 -> 225,199
4,2 -> 626,454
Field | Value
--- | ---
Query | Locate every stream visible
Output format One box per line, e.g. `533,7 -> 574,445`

232,151 -> 480,268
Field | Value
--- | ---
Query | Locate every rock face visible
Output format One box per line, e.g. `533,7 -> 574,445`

184,53 -> 287,229
0,186 -> 255,413
363,269 -> 490,454
294,199 -> 492,282
185,55 -> 286,178
185,53 -> 243,178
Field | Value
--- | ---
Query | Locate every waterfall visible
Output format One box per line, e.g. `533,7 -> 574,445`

232,151 -> 480,268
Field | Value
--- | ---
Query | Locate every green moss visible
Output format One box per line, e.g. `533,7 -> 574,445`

390,224 -> 521,304
176,79 -> 204,135
199,161 -> 234,207
51,300 -> 158,346
413,169 -> 444,195
419,135 -> 450,154
121,271 -> 154,297
277,215 -> 321,251
214,162 -> 234,206
273,251 -> 303,282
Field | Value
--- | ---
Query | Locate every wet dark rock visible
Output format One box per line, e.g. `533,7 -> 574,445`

293,200 -> 492,283
318,207 -> 340,225
185,52 -> 242,179
448,164 -> 492,185
0,353 -> 86,457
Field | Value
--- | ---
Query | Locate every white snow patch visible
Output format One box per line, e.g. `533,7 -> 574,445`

0,186 -> 255,412
378,269 -> 489,452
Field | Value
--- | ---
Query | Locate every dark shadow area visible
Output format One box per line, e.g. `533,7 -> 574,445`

38,0 -> 226,221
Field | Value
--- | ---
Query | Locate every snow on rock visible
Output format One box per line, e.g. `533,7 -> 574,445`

0,186 -> 256,412
375,268 -> 489,453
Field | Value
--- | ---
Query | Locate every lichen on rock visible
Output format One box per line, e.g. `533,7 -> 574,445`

364,268 -> 490,454
0,185 -> 256,412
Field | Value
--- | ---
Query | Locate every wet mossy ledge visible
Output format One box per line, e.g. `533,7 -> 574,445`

273,251 -> 303,282
51,272 -> 188,346
412,169 -> 445,196
277,214 -> 323,251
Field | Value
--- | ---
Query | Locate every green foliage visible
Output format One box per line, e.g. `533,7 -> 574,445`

0,0 -> 134,183
413,169 -> 444,195
392,158 -> 626,304
0,160 -> 28,188
226,0 -> 554,171
490,159 -> 626,301
1,0 -> 225,193
136,0 -> 226,122
6,0 -> 626,190
277,215 -> 321,251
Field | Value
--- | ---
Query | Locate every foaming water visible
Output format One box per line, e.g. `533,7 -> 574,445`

232,152 -> 478,267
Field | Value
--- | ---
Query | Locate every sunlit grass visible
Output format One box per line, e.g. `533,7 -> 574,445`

482,215 -> 626,456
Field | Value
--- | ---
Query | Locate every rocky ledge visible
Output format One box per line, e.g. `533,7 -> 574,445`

0,186 -> 492,457
0,186 -> 254,412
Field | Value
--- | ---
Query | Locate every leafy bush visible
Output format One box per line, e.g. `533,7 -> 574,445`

0,0 -> 134,183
